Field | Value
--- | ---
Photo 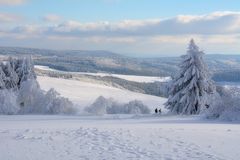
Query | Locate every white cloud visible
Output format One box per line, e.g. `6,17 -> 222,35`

11,25 -> 43,34
43,14 -> 62,23
150,34 -> 240,44
84,36 -> 136,43
0,13 -> 22,23
0,0 -> 26,5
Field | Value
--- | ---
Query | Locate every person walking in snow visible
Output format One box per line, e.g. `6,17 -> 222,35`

159,108 -> 162,114
155,108 -> 158,114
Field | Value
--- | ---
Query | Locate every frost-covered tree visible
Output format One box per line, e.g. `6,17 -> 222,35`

165,39 -> 215,115
17,80 -> 76,114
15,56 -> 36,86
0,56 -> 36,90
85,96 -> 111,115
206,86 -> 240,121
44,88 -> 76,114
123,100 -> 150,114
85,96 -> 151,115
0,66 -> 6,89
2,61 -> 19,90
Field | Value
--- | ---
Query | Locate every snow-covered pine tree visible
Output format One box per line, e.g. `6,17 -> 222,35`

165,39 -> 215,115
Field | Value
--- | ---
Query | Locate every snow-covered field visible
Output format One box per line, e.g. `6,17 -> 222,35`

37,76 -> 167,112
35,65 -> 171,83
0,115 -> 239,160
0,66 -> 238,160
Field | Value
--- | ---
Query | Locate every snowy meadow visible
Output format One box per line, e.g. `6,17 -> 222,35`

1,115 -> 239,160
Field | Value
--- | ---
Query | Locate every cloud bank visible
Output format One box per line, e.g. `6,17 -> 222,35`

26,12 -> 240,37
4,11 -> 240,38
0,13 -> 22,23
2,11 -> 240,56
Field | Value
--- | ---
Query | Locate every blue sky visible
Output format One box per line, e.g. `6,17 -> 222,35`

1,0 -> 240,22
1,0 -> 240,56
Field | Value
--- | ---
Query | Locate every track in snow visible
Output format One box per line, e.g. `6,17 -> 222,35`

0,115 -> 239,160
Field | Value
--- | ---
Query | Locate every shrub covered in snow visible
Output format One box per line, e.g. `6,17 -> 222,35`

123,100 -> 150,114
44,89 -> 76,114
205,86 -> 240,121
85,96 -> 113,115
85,96 -> 112,115
85,96 -> 150,115
17,80 -> 76,114
0,90 -> 19,115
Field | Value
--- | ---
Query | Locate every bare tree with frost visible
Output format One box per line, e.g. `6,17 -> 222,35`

15,56 -> 36,86
2,61 -> 19,90
0,67 -> 6,89
0,56 -> 36,90
165,39 -> 215,115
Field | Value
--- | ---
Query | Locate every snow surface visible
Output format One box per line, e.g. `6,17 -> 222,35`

37,76 -> 167,112
0,115 -> 239,160
35,65 -> 171,83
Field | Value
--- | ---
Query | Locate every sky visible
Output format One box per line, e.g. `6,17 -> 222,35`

1,0 -> 240,57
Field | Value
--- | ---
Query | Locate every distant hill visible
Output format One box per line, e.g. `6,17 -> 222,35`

0,46 -> 240,81
0,46 -> 122,58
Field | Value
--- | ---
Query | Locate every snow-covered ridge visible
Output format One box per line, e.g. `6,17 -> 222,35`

35,65 -> 171,83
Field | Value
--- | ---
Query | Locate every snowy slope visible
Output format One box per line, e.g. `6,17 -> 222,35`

0,115 -> 239,160
97,73 -> 171,83
35,65 -> 57,72
35,65 -> 171,83
37,76 -> 167,112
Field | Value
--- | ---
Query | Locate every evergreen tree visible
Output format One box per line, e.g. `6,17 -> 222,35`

165,39 -> 215,115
